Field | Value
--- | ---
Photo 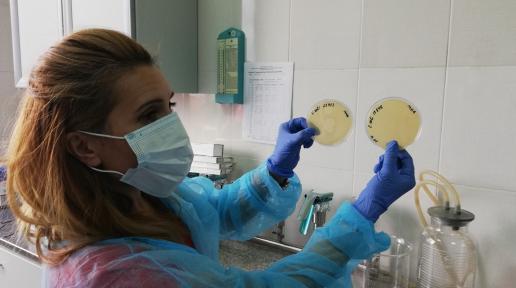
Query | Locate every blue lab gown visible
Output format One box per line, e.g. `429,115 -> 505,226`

45,164 -> 390,287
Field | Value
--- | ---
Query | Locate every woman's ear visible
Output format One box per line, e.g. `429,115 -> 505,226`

66,132 -> 102,167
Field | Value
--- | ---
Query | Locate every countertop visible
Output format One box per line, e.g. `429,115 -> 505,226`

0,201 -> 39,262
219,239 -> 294,270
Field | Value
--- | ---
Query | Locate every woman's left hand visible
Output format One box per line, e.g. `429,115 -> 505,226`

353,141 -> 416,223
267,117 -> 317,178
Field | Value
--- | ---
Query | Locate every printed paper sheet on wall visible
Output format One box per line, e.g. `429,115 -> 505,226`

243,62 -> 294,144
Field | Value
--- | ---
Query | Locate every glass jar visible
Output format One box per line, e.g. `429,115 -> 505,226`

416,208 -> 477,288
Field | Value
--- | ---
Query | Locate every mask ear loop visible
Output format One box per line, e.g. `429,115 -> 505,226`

78,130 -> 125,140
77,131 -> 126,176
89,166 -> 124,177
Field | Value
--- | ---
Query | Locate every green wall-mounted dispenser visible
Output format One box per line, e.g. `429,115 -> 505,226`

216,28 -> 245,104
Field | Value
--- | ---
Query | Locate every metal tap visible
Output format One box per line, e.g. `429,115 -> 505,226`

297,190 -> 334,235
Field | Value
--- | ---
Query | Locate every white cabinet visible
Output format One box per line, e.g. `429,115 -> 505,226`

9,0 -> 63,87
66,0 -> 132,35
0,245 -> 41,288
10,0 -> 198,92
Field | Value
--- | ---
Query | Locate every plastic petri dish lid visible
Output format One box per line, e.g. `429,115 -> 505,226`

307,99 -> 353,146
365,97 -> 421,149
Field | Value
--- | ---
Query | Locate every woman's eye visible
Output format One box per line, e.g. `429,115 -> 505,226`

169,102 -> 176,110
141,110 -> 159,123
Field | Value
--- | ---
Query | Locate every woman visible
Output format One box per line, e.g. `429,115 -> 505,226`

5,29 -> 415,287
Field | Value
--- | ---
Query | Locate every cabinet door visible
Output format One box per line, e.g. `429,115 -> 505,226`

65,0 -> 132,36
135,0 -> 198,93
10,0 -> 63,87
0,245 -> 42,288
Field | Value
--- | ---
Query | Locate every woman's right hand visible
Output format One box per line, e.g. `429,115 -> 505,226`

352,140 -> 416,223
267,117 -> 317,178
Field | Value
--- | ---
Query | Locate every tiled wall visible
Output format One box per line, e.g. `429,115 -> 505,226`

187,0 -> 516,286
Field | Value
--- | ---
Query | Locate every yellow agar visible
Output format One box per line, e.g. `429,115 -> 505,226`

366,98 -> 421,149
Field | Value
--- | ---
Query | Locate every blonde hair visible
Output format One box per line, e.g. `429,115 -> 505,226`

5,29 -> 186,265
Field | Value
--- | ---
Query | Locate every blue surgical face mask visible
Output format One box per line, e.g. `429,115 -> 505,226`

79,112 -> 193,198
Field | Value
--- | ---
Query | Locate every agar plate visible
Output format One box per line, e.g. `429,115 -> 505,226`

307,99 -> 352,145
366,97 -> 421,149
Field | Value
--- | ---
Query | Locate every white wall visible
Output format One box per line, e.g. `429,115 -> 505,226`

190,0 -> 516,286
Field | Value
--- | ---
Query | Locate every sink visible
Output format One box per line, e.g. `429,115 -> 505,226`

219,239 -> 296,270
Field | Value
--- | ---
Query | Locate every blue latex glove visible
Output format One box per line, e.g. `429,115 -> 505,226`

267,117 -> 317,178
353,141 -> 416,223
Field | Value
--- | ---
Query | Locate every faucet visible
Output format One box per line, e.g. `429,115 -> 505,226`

297,190 -> 334,235
271,220 -> 285,243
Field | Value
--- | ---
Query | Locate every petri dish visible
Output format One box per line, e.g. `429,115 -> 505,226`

365,97 -> 421,149
307,99 -> 353,145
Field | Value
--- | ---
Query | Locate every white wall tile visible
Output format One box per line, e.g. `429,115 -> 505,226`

242,0 -> 290,62
0,0 -> 13,72
226,138 -> 274,162
361,0 -> 450,68
440,67 -> 516,191
355,68 -> 446,176
449,0 -> 516,66
228,104 -> 275,160
453,185 -> 516,288
291,0 -> 362,69
282,165 -> 354,247
178,94 -> 234,151
293,70 -> 358,171
227,156 -> 262,181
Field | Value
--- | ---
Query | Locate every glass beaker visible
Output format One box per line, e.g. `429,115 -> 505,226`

352,235 -> 413,288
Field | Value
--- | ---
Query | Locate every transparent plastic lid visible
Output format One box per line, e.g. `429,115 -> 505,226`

307,99 -> 353,146
365,97 -> 421,149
